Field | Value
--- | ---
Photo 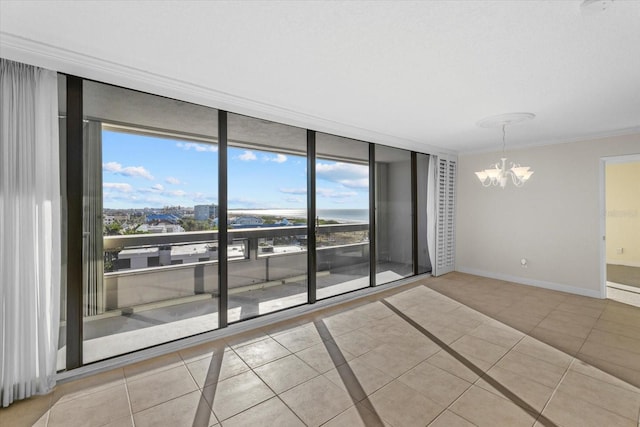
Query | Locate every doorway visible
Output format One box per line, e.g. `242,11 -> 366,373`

602,155 -> 640,306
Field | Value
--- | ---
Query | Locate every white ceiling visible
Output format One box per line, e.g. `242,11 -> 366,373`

1,0 -> 640,154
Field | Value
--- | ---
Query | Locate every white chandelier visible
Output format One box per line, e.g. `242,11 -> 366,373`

475,113 -> 535,189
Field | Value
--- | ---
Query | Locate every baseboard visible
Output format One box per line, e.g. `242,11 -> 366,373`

606,261 -> 640,268
455,267 -> 604,299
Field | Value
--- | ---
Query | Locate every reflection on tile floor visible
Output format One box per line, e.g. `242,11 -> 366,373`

3,272 -> 640,426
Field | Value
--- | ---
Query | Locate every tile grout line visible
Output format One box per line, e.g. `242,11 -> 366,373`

534,356 -> 575,426
381,299 -> 559,427
122,368 -> 136,427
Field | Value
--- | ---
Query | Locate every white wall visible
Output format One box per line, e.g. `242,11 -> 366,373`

456,133 -> 640,298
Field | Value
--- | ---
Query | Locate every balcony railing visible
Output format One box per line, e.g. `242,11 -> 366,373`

99,223 -> 369,312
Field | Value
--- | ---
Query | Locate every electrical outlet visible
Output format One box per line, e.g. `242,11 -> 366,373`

616,248 -> 624,255
520,258 -> 528,268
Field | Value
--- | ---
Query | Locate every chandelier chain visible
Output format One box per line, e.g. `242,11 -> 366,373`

502,124 -> 506,155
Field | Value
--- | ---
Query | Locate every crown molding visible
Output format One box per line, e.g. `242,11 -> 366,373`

1,32 -> 454,157
458,126 -> 640,156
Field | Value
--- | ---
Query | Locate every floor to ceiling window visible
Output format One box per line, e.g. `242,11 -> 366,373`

315,133 -> 371,299
226,113 -> 308,322
81,81 -> 220,363
375,145 -> 414,284
61,75 -> 436,368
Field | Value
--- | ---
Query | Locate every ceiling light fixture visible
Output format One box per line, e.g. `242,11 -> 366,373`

475,113 -> 535,189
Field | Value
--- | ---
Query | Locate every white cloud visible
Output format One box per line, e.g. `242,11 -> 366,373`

316,162 -> 368,188
103,182 -> 133,192
192,193 -> 217,204
285,196 -> 304,204
103,161 -> 122,172
317,188 -> 358,199
280,188 -> 307,195
102,162 -> 154,180
167,190 -> 187,197
165,176 -> 182,185
176,142 -> 218,152
270,154 -> 287,163
151,184 -> 164,191
238,150 -> 257,161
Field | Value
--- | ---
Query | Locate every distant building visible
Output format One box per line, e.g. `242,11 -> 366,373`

230,216 -> 264,228
194,204 -> 218,221
103,215 -> 116,226
145,213 -> 181,224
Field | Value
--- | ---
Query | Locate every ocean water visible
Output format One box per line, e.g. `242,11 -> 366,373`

229,208 -> 368,223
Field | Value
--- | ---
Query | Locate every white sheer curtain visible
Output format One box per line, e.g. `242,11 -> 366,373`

0,59 -> 61,407
426,154 -> 437,272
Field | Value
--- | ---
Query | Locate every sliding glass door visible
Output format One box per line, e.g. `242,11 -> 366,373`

82,81 -> 219,363
226,113 -> 308,322
315,133 -> 370,299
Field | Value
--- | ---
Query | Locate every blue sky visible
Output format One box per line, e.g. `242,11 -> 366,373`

102,130 -> 369,210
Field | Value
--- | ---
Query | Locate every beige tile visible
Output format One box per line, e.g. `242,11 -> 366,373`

186,349 -> 250,388
556,301 -> 605,318
586,329 -> 640,355
450,334 -> 510,365
295,340 -> 355,373
576,354 -> 640,389
233,337 -> 290,368
352,301 -> 397,321
53,368 -> 125,404
280,375 -> 354,427
426,349 -> 488,383
322,403 -> 390,427
332,329 -> 383,357
512,335 -> 574,369
366,380 -> 444,427
563,294 -> 608,310
528,326 -> 585,355
543,390 -> 636,427
357,343 -> 426,378
579,340 -> 640,371
556,370 -> 640,421
416,322 -> 465,345
546,309 -> 599,328
494,350 -> 567,388
221,397 -> 303,427
323,312 -> 370,337
600,308 -> 640,329
101,415 -> 134,427
492,310 -> 542,334
127,364 -> 198,413
271,324 -> 324,353
0,393 -> 52,427
594,318 -> 640,341
449,385 -> 537,427
429,410 -> 476,427
475,365 -> 555,413
254,354 -> 318,393
468,323 -> 524,348
31,412 -> 50,427
536,317 -> 592,339
133,390 -> 217,427
204,370 -> 274,421
324,357 -> 395,402
569,358 -> 639,392
48,383 -> 130,427
398,360 -> 472,407
123,352 -> 183,380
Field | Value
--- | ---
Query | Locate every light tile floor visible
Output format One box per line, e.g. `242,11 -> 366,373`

3,272 -> 640,426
